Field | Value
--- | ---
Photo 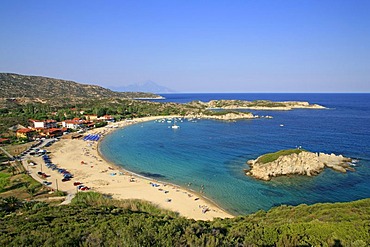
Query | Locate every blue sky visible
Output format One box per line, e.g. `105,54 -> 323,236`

1,0 -> 369,92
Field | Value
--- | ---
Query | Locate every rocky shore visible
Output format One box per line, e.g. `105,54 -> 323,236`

202,100 -> 326,110
199,112 -> 262,120
246,150 -> 354,181
174,111 -> 272,121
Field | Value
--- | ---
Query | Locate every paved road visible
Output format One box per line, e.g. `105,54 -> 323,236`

60,193 -> 76,205
18,138 -> 78,205
0,146 -> 13,159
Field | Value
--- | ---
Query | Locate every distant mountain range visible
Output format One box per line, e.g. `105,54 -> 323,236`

110,81 -> 175,93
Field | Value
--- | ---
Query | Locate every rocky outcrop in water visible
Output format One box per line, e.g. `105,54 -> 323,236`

246,151 -> 354,181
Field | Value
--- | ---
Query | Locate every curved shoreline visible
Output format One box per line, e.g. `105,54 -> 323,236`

41,116 -> 233,220
97,116 -> 234,217
98,145 -> 230,217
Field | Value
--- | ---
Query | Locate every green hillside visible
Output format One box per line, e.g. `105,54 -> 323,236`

0,73 -> 160,106
1,192 -> 368,246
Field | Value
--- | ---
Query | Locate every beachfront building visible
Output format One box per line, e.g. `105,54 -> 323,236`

62,118 -> 89,130
84,114 -> 98,121
44,127 -> 65,138
29,119 -> 58,129
16,128 -> 36,140
34,127 -> 66,138
98,115 -> 115,122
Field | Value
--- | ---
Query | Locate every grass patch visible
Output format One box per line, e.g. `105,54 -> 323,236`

0,163 -> 62,200
0,154 -> 9,163
0,172 -> 58,200
71,192 -> 179,217
203,110 -> 242,116
249,100 -> 287,107
0,172 -> 11,192
0,173 -> 11,179
257,149 -> 306,164
2,142 -> 34,156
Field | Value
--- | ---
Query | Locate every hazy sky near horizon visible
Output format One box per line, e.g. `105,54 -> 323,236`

1,1 -> 369,93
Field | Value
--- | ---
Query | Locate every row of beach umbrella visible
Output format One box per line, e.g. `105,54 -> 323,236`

83,134 -> 101,141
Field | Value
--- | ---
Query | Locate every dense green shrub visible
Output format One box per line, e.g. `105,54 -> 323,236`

0,193 -> 369,246
257,149 -> 306,164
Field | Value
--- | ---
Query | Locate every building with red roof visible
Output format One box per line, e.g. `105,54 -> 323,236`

0,138 -> 10,145
98,115 -> 115,122
62,119 -> 90,130
29,119 -> 57,129
16,128 -> 36,139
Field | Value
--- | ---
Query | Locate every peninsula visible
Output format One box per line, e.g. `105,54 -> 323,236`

246,149 -> 354,181
186,111 -> 272,120
190,99 -> 326,110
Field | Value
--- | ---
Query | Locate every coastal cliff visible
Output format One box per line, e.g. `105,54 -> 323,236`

246,150 -> 354,181
195,100 -> 326,110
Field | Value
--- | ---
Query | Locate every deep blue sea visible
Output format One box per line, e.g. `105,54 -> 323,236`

100,93 -> 370,215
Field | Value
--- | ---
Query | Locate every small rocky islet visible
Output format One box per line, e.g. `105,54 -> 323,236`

245,149 -> 355,181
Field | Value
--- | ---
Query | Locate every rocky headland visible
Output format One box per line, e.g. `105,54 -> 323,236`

189,111 -> 272,121
196,100 -> 326,110
246,149 -> 354,181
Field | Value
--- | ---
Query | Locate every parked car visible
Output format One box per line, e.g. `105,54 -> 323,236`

63,173 -> 73,179
42,181 -> 52,186
37,172 -> 49,178
77,185 -> 85,190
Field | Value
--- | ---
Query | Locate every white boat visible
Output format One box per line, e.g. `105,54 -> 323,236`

171,121 -> 180,129
280,124 -> 284,127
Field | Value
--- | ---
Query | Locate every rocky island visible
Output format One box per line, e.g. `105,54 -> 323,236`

246,149 -> 354,181
191,99 -> 326,110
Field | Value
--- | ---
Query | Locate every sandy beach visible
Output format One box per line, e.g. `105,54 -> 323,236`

28,116 -> 233,220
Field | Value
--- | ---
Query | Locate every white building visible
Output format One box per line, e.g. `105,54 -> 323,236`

29,119 -> 57,128
62,119 -> 82,129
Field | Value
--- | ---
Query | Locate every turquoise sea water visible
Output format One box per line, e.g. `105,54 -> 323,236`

100,94 -> 370,215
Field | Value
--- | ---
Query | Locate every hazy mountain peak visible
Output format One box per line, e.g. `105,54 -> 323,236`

111,81 -> 175,93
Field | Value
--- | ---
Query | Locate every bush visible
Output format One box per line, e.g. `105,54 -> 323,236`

0,173 -> 11,192
0,197 -> 369,246
257,149 -> 306,164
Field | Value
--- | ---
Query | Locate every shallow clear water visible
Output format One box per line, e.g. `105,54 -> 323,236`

100,94 -> 370,215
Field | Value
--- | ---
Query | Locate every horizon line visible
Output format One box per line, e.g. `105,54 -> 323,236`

154,92 -> 370,94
